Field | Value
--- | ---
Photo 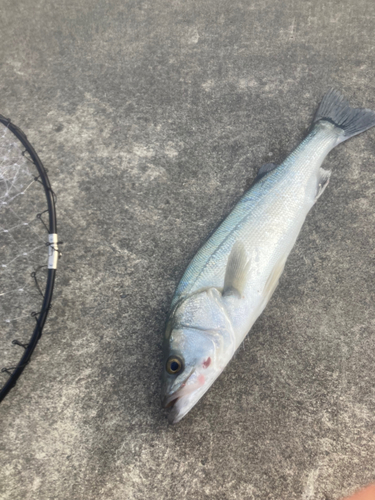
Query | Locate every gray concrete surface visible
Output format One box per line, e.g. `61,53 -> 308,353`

1,1 -> 375,499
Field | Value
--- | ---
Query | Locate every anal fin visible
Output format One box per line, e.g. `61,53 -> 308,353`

316,168 -> 331,201
263,255 -> 287,301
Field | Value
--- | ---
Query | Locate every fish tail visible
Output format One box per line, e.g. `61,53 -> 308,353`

313,89 -> 375,142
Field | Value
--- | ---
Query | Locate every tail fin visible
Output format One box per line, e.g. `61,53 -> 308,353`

313,89 -> 375,141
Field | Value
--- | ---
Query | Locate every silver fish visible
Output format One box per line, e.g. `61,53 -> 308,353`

161,90 -> 375,423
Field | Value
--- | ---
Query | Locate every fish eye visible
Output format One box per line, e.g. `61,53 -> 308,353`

166,356 -> 184,375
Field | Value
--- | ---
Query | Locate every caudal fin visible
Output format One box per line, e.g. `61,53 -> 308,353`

313,89 -> 375,141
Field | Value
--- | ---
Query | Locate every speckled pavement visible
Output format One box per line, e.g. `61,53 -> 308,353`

1,1 -> 375,499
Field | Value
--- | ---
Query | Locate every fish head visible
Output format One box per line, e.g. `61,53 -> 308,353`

161,322 -> 228,424
162,288 -> 235,423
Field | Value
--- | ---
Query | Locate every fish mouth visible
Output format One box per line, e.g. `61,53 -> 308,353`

162,371 -> 205,424
162,370 -> 215,424
162,370 -> 196,409
162,393 -> 180,409
163,391 -> 196,424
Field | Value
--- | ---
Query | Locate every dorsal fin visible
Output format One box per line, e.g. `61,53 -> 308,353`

223,242 -> 250,298
253,162 -> 278,184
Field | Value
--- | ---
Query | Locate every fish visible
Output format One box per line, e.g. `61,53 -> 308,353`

161,90 -> 375,424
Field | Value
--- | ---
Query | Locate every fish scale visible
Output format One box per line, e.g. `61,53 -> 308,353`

176,127 -> 336,304
162,90 -> 375,423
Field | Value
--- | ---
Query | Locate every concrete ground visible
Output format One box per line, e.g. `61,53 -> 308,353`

1,1 -> 375,499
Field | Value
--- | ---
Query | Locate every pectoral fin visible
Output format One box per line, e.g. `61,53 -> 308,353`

223,242 -> 251,298
316,168 -> 331,201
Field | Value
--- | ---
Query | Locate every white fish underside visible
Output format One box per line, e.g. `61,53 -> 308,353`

172,124 -> 338,348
